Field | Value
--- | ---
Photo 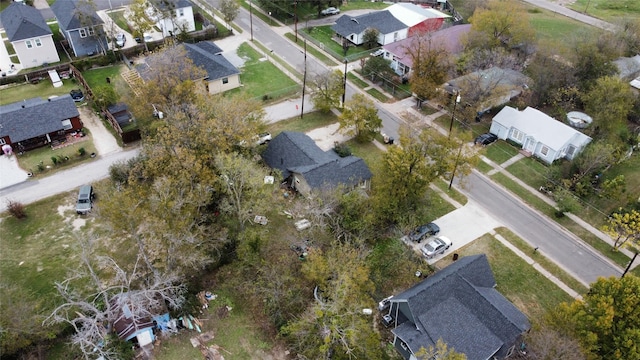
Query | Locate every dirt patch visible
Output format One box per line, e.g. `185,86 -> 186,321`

57,203 -> 87,230
77,105 -> 121,155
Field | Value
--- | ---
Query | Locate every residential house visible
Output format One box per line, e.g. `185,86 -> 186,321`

0,95 -> 82,152
184,42 -> 241,94
0,2 -> 60,69
332,11 -> 408,46
490,106 -> 592,165
386,3 -> 450,36
136,41 -> 240,95
384,24 -> 470,75
262,132 -> 372,197
444,67 -> 531,114
148,0 -> 196,38
386,254 -> 530,360
51,0 -> 108,57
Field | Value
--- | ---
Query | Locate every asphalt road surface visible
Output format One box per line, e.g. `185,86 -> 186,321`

461,171 -> 622,285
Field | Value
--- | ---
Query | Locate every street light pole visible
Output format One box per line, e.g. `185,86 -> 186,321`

448,91 -> 461,137
294,1 -> 298,43
342,59 -> 348,107
448,142 -> 463,190
300,40 -> 307,119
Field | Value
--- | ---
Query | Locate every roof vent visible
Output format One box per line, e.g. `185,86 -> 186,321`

21,104 -> 25,108
351,18 -> 358,24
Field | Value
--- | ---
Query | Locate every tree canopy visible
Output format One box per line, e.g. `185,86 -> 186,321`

466,0 -> 535,50
338,93 -> 382,142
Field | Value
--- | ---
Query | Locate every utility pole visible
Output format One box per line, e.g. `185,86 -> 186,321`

249,0 -> 254,41
294,1 -> 298,43
342,59 -> 348,107
449,142 -> 463,190
448,91 -> 460,137
301,40 -> 307,119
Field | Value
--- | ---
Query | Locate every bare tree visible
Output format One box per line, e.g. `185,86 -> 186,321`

219,0 -> 240,31
44,237 -> 186,359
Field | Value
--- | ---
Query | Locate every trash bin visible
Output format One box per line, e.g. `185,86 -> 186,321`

388,137 -> 394,145
452,253 -> 459,261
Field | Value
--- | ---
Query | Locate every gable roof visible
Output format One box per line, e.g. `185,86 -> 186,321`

51,0 -> 104,31
184,42 -> 240,80
1,3 -> 52,42
493,106 -> 592,150
386,3 -> 450,27
391,255 -> 530,360
262,132 -> 372,190
332,11 -> 406,38
446,67 -> 530,94
0,95 -> 80,143
150,0 -> 193,11
383,24 -> 471,69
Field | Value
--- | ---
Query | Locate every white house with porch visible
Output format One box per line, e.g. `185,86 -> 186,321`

490,106 -> 592,165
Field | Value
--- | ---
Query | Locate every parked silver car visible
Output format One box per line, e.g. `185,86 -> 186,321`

421,236 -> 452,259
115,33 -> 126,47
321,7 -> 340,15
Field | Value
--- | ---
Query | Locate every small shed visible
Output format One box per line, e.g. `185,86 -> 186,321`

566,111 -> 592,129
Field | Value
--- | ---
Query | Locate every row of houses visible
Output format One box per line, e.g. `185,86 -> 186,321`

0,0 -> 197,69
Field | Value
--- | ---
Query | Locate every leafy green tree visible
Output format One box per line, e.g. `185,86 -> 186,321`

219,0 -> 239,31
408,33 -> 454,102
523,44 -> 576,107
361,56 -> 393,82
466,0 -> 535,50
583,76 -> 634,144
567,142 -> 617,193
92,85 -> 118,110
570,34 -> 618,90
282,241 -> 383,359
601,209 -> 640,250
415,339 -> 467,360
311,70 -> 344,112
338,93 -> 382,142
362,27 -> 380,49
127,0 -> 154,51
554,276 -> 640,360
599,175 -> 626,201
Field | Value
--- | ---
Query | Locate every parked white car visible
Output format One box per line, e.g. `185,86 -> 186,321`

115,33 -> 126,47
321,7 -> 340,16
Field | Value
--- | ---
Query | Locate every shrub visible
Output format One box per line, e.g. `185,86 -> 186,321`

51,156 -> 58,165
36,162 -> 44,172
6,200 -> 26,219
334,144 -> 352,157
78,147 -> 86,156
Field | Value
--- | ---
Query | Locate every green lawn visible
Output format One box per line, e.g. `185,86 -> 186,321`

304,25 -> 370,60
476,160 -> 494,174
266,110 -> 338,135
506,157 -> 549,190
483,140 -> 520,165
433,178 -> 468,206
528,7 -> 597,43
367,87 -> 391,102
107,10 -> 130,33
284,33 -> 338,66
347,73 -> 369,89
233,43 -> 299,101
16,141 -> 97,176
569,0 -> 640,22
0,79 -> 82,105
437,235 -> 575,320
81,65 -> 124,89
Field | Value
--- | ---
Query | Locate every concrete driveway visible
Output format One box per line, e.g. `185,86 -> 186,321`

0,154 -> 30,190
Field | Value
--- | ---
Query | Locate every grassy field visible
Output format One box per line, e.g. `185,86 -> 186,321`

233,43 -> 299,101
433,178 -> 468,206
0,79 -> 82,105
16,140 -> 97,176
107,10 -> 130,34
266,110 -> 337,135
483,141 -> 520,165
347,73 -> 369,89
506,157 -> 549,190
436,235 -> 575,320
304,25 -> 370,60
367,87 -> 391,102
569,0 -> 640,22
284,32 -> 339,66
527,7 -> 597,43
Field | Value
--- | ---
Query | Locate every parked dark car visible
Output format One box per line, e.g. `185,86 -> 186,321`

421,236 -> 452,259
474,133 -> 498,146
408,223 -> 440,243
70,89 -> 84,102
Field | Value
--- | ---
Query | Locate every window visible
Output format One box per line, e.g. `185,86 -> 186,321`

399,340 -> 409,351
88,27 -> 95,36
0,138 -> 6,145
540,146 -> 549,156
567,145 -> 576,156
26,40 -> 33,48
511,129 -> 524,142
222,77 -> 229,84
61,119 -> 73,130
393,32 -> 398,41
178,9 -> 184,16
79,28 -> 87,38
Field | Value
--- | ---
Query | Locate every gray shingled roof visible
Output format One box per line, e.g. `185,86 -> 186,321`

151,0 -> 193,11
184,42 -> 240,80
262,132 -> 372,191
0,95 -> 80,143
1,3 -> 52,42
332,11 -> 407,38
390,255 -> 530,360
51,0 -> 104,31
